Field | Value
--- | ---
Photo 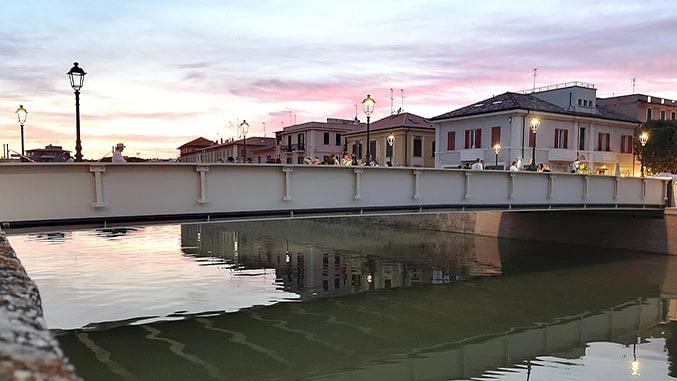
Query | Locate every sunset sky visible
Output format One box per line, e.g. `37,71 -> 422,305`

1,1 -> 676,159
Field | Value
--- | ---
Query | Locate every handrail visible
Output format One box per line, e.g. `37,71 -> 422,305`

519,81 -> 595,94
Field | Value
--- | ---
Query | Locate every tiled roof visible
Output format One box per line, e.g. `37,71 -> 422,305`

431,92 -> 638,123
345,112 -> 433,135
177,137 -> 216,150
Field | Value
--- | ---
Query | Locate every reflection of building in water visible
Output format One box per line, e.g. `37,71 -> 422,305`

180,221 -> 503,298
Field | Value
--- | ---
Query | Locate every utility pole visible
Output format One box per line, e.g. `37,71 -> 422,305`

532,68 -> 538,91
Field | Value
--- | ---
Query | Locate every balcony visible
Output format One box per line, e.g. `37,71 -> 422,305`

547,148 -> 577,162
593,151 -> 633,164
285,144 -> 305,152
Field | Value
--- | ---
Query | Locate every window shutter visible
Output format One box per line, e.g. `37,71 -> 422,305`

528,131 -> 535,147
491,127 -> 500,146
448,131 -> 455,150
465,130 -> 470,149
563,130 -> 568,149
598,133 -> 602,151
476,129 -> 482,148
554,129 -> 560,148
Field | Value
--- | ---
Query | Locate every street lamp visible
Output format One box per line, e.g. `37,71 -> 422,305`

362,94 -> 375,162
15,105 -> 28,161
67,62 -> 86,161
387,134 -> 395,166
530,118 -> 541,168
493,143 -> 501,168
239,120 -> 249,161
639,131 -> 649,177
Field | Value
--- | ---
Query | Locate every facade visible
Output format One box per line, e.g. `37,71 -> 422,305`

275,118 -> 361,164
343,112 -> 435,167
432,82 -> 641,175
26,145 -> 71,162
178,137 -> 276,163
597,94 -> 677,123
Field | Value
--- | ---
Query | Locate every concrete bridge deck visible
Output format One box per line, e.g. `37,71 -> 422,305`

0,163 -> 672,228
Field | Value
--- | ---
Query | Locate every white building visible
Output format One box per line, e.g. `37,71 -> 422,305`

432,82 -> 641,175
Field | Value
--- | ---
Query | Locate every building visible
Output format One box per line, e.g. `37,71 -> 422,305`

431,82 -> 641,175
597,94 -> 677,123
178,137 -> 276,163
275,118 -> 361,164
26,145 -> 71,162
343,112 -> 435,167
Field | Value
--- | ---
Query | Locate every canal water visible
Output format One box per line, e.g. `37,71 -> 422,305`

7,218 -> 677,381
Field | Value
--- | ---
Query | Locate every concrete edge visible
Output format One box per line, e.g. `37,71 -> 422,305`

0,231 -> 81,381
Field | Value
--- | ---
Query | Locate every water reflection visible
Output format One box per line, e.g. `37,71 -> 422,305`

7,218 -> 677,380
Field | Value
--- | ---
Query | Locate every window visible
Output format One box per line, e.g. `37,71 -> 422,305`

287,135 -> 292,149
578,99 -> 583,106
323,132 -> 329,145
579,127 -> 586,150
554,129 -> 568,149
385,139 -> 393,159
297,156 -> 304,164
621,135 -> 633,153
353,142 -> 362,159
597,133 -> 610,151
286,157 -> 292,164
447,131 -> 456,150
464,129 -> 482,149
672,112 -> 676,120
432,140 -> 435,157
336,133 -> 342,145
661,110 -> 666,120
297,133 -> 304,147
491,127 -> 500,146
413,136 -> 422,157
647,108 -> 652,120
368,140 -> 376,160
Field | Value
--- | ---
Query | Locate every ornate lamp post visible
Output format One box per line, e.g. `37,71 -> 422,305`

387,134 -> 395,166
493,143 -> 501,168
639,131 -> 649,177
239,120 -> 249,161
67,62 -> 86,161
15,105 -> 28,161
530,118 -> 541,167
362,94 -> 375,162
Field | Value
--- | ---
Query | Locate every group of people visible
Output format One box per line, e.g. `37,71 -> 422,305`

464,157 -> 551,173
302,152 -> 382,167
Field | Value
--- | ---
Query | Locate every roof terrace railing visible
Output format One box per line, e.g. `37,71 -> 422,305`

519,82 -> 596,94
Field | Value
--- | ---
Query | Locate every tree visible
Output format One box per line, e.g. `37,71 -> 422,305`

634,119 -> 677,175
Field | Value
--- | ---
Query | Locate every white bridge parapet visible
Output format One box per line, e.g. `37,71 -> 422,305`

0,163 -> 670,227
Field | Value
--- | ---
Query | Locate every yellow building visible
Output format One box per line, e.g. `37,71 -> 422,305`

343,112 -> 435,167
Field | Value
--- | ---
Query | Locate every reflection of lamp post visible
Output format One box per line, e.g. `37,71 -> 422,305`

639,131 -> 649,177
387,134 -> 394,166
631,342 -> 640,376
493,143 -> 501,168
15,105 -> 28,162
362,94 -> 375,162
239,120 -> 249,161
530,118 -> 540,166
67,62 -> 86,162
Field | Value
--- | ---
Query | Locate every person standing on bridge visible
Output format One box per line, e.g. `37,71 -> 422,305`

471,158 -> 483,170
112,143 -> 127,163
509,161 -> 519,172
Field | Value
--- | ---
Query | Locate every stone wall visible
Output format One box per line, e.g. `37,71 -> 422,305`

362,209 -> 677,255
0,232 -> 81,380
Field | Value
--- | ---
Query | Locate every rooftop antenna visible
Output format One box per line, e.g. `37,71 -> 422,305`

262,122 -> 266,137
390,88 -> 394,116
532,68 -> 538,91
631,77 -> 637,94
400,89 -> 404,113
354,104 -> 358,122
288,111 -> 292,125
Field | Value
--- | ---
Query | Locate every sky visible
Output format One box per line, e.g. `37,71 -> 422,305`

1,0 -> 676,159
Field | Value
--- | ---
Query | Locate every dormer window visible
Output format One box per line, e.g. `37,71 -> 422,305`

578,99 -> 583,106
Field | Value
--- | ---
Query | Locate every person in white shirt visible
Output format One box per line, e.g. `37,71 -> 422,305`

112,143 -> 127,163
509,161 -> 519,172
470,158 -> 484,170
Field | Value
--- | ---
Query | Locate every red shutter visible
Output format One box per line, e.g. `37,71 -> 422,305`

554,129 -> 560,148
476,129 -> 482,148
491,127 -> 500,146
465,130 -> 470,149
563,130 -> 568,149
621,136 -> 626,153
628,136 -> 633,153
528,131 -> 535,147
448,131 -> 455,150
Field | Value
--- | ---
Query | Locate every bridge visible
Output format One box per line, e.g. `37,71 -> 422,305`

0,163 -> 672,228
